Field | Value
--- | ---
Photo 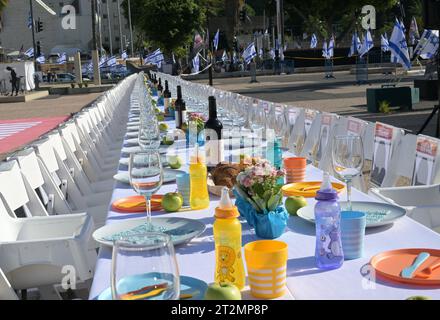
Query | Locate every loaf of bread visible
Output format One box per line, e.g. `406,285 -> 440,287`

211,162 -> 242,188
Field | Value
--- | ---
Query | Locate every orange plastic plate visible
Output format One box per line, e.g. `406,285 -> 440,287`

111,195 -> 163,213
281,181 -> 345,198
370,248 -> 440,286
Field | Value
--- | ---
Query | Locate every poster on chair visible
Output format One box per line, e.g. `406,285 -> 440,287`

412,135 -> 439,186
371,123 -> 395,187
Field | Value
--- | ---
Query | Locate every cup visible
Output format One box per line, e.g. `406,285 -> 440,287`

176,172 -> 190,206
244,240 -> 288,299
283,157 -> 306,184
340,211 -> 366,260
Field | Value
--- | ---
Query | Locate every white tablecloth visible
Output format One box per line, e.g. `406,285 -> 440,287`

89,116 -> 440,300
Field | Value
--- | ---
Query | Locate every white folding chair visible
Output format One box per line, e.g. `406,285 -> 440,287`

0,268 -> 18,300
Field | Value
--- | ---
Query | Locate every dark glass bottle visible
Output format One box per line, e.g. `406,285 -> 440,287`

174,85 -> 187,129
204,96 -> 224,171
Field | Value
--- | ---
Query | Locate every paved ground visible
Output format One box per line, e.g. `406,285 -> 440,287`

0,92 -> 101,159
195,70 -> 439,137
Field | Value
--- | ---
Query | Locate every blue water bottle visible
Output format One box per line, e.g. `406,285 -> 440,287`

267,137 -> 284,185
314,172 -> 344,270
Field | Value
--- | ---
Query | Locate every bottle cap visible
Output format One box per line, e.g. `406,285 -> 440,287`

315,171 -> 338,201
215,187 -> 239,218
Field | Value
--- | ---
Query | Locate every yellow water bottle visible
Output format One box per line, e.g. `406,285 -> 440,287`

213,187 -> 245,290
189,143 -> 210,210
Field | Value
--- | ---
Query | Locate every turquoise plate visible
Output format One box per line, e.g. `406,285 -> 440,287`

96,273 -> 207,300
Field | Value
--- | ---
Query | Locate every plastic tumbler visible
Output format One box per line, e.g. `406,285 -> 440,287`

176,172 -> 190,206
340,211 -> 366,260
283,157 -> 306,184
244,240 -> 288,299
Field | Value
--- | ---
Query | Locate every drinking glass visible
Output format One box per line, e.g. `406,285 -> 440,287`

129,151 -> 163,230
111,233 -> 180,300
332,135 -> 364,211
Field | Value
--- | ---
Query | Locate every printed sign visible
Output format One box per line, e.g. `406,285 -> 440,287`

412,135 -> 439,185
371,122 -> 395,186
347,118 -> 365,136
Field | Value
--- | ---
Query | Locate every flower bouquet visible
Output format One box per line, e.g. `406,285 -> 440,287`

233,159 -> 289,239
182,112 -> 207,147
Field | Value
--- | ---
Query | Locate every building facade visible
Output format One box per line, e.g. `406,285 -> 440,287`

0,0 -> 131,57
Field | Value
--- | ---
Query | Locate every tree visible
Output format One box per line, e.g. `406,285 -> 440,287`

0,0 -> 8,14
121,0 -> 204,54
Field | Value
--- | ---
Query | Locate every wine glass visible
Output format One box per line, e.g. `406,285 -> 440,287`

111,233 -> 180,300
332,135 -> 364,211
129,151 -> 163,230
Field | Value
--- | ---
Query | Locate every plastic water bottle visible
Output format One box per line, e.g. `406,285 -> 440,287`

314,172 -> 344,270
267,136 -> 283,185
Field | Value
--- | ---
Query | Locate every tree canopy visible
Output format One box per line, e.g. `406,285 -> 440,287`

0,0 -> 8,13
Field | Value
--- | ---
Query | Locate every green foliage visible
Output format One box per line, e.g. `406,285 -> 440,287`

0,0 -> 8,12
379,100 -> 392,114
122,0 -> 204,53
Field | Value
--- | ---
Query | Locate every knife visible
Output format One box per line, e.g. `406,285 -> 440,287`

401,252 -> 430,279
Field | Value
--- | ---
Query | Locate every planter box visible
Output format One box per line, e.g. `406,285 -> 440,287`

366,87 -> 419,113
414,79 -> 439,100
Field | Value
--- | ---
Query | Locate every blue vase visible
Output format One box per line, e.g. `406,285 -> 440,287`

186,129 -> 205,147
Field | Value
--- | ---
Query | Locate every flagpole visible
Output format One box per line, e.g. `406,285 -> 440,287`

29,0 -> 39,89
127,0 -> 134,57
106,0 -> 113,56
117,0 -> 124,54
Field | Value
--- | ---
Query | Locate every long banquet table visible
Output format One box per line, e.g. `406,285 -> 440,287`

89,113 -> 440,300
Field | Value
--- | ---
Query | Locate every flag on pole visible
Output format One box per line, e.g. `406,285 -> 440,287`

389,19 -> 411,70
242,42 -> 257,64
258,48 -> 263,58
144,48 -> 164,66
359,29 -> 373,58
322,40 -> 328,59
413,29 -> 439,59
381,33 -> 390,52
57,52 -> 67,64
24,47 -> 34,57
172,52 -> 176,64
121,50 -> 128,60
348,32 -> 361,57
36,55 -> 45,64
213,29 -> 220,51
222,50 -> 228,62
99,54 -> 108,67
193,53 -> 200,73
310,33 -> 318,49
269,48 -> 275,60
107,56 -> 117,67
409,16 -> 420,46
27,12 -> 33,29
327,35 -> 335,58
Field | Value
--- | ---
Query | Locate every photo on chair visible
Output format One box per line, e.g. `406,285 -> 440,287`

411,136 -> 438,186
370,123 -> 394,187
313,114 -> 332,165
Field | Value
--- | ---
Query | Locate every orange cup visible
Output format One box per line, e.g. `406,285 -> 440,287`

283,157 -> 306,183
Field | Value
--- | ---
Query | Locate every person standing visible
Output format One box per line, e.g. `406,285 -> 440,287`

6,66 -> 19,96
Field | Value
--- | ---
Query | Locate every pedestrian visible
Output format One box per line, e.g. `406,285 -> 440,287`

6,66 -> 19,96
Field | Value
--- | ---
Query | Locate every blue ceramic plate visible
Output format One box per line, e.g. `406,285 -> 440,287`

92,216 -> 206,247
96,274 -> 207,300
297,201 -> 406,228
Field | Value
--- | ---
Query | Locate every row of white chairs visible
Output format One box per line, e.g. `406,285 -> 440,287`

0,74 -> 137,299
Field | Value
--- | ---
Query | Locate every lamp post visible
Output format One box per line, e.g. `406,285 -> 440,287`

106,0 -> 113,55
29,0 -> 38,89
127,0 -> 134,57
117,0 -> 124,54
91,0 -> 101,85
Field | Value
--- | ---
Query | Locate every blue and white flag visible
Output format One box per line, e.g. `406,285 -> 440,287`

57,52 -> 67,64
359,29 -> 373,58
107,56 -> 117,67
24,47 -> 34,57
381,33 -> 390,52
348,32 -> 361,57
259,48 -> 263,58
192,53 -> 200,73
242,42 -> 256,64
413,29 -> 439,59
409,16 -> 420,46
327,35 -> 335,58
213,29 -> 219,51
222,50 -> 228,62
144,48 -> 164,66
322,40 -> 329,59
389,19 -> 411,70
99,55 -> 108,67
310,33 -> 318,49
232,51 -> 238,64
27,12 -> 33,29
121,51 -> 128,60
36,55 -> 45,64
269,48 -> 275,60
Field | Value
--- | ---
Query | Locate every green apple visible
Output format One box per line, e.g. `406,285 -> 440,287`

157,114 -> 165,121
285,196 -> 308,215
406,296 -> 432,300
162,192 -> 183,212
168,155 -> 182,169
159,123 -> 168,132
162,137 -> 174,146
204,282 -> 242,300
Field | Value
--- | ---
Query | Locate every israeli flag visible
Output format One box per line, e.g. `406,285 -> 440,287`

121,51 -> 128,60
213,29 -> 220,51
413,29 -> 439,59
193,53 -> 200,73
144,48 -> 164,66
27,12 -> 33,29
381,33 -> 390,52
269,48 -> 275,60
36,55 -> 45,64
327,36 -> 335,58
409,16 -> 419,45
310,34 -> 318,49
107,56 -> 117,67
24,47 -> 34,57
222,50 -> 228,62
242,42 -> 257,64
322,40 -> 328,59
389,19 -> 411,70
99,55 -> 108,67
348,32 -> 361,57
259,48 -> 263,58
359,30 -> 373,58
57,52 -> 67,64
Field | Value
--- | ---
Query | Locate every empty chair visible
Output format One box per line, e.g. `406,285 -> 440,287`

0,268 -> 18,300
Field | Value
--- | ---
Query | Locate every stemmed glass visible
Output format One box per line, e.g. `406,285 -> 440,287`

332,135 -> 364,211
129,151 -> 163,230
111,233 -> 180,300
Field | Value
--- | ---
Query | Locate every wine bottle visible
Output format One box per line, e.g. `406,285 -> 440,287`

174,85 -> 187,129
163,80 -> 171,113
204,96 -> 224,171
